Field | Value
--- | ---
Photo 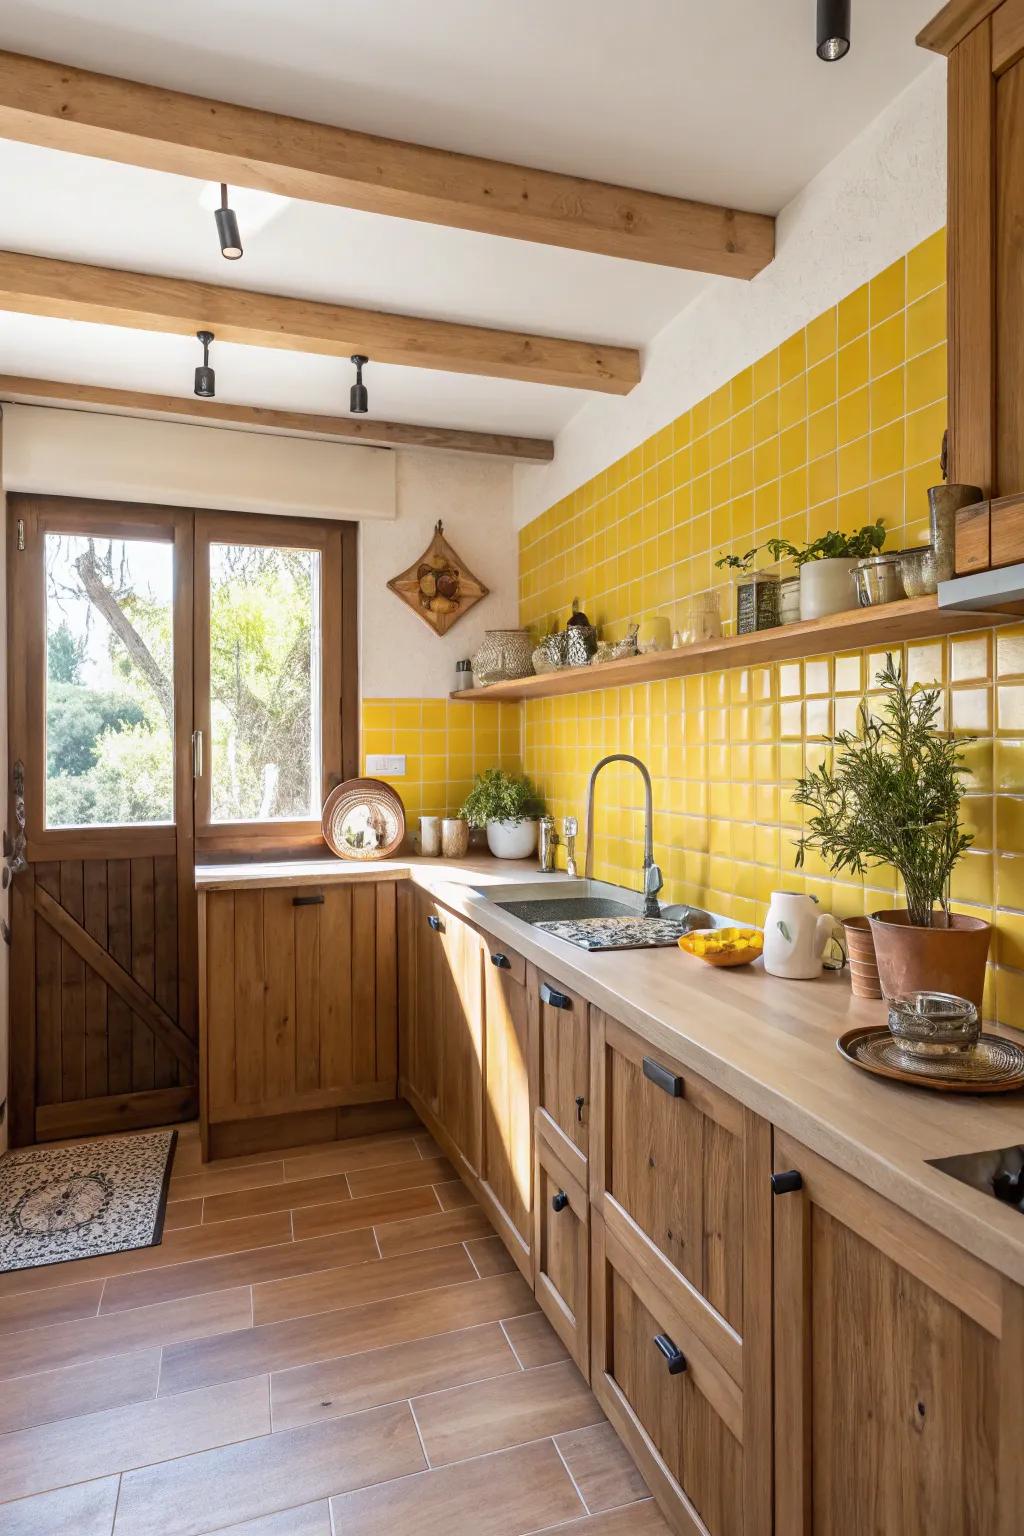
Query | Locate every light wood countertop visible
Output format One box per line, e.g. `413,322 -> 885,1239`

197,853 -> 1024,1284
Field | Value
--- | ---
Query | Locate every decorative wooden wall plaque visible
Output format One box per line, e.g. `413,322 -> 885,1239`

387,520 -> 489,635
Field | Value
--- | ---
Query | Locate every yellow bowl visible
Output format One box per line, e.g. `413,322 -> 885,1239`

678,927 -> 764,968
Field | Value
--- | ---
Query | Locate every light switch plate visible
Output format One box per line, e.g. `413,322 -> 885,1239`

365,754 -> 407,777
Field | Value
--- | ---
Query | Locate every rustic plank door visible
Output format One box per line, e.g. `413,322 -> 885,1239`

7,494 -> 196,1145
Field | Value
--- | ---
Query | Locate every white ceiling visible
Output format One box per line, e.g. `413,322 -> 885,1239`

0,0 -> 939,443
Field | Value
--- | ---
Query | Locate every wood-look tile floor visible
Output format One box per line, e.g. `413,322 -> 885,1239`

0,1123 -> 669,1536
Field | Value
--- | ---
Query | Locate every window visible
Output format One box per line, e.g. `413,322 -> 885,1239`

207,541 -> 322,822
44,533 -> 175,828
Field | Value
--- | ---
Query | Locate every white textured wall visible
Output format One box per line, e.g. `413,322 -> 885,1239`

361,449 -> 518,697
514,62 -> 948,528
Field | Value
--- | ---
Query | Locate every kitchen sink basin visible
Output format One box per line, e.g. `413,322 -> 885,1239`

495,895 -> 640,924
470,878 -> 726,952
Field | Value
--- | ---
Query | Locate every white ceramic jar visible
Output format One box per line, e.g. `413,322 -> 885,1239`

799,557 -> 858,621
762,891 -> 836,980
485,818 -> 538,860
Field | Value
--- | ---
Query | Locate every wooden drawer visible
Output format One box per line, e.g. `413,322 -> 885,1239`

534,970 -> 589,1157
533,1114 -> 589,1374
592,1212 -> 747,1536
593,1012 -> 757,1336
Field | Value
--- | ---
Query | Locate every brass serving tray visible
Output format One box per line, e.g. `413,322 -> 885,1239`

837,1026 -> 1024,1094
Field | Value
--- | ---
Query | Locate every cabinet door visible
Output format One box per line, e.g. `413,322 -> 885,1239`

437,907 -> 484,1176
589,1011 -> 772,1536
481,939 -> 534,1273
534,1116 -> 589,1374
773,1130 -> 1022,1536
535,970 -> 589,1156
592,1210 -> 744,1536
204,881 -> 399,1126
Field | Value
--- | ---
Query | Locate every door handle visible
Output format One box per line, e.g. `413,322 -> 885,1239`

490,951 -> 511,969
575,1095 -> 585,1123
653,1333 -> 687,1375
427,914 -> 444,932
643,1056 -> 684,1098
540,982 -> 571,1010
771,1169 -> 803,1195
552,1190 -> 569,1213
292,893 -> 325,907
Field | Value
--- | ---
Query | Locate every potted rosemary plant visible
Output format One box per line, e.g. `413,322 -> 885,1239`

717,521 -> 886,622
460,768 -> 543,859
793,655 -> 990,1008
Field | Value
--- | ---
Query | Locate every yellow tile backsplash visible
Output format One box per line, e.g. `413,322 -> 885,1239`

360,698 -> 521,823
512,228 -> 1023,1031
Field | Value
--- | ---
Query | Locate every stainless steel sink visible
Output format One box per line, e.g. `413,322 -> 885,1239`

494,895 -> 641,925
470,879 -> 725,952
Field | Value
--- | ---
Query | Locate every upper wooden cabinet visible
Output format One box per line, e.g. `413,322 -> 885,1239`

921,0 -> 1024,498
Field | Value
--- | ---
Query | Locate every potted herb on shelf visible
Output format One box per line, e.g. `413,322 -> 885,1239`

716,520 -> 887,623
792,655 -> 990,1009
460,768 -> 543,859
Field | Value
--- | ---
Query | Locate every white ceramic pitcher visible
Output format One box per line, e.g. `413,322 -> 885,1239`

762,891 -> 835,980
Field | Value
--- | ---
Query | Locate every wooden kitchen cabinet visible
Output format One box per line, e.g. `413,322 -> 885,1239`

535,970 -> 590,1160
589,1010 -> 772,1536
201,879 -> 399,1145
479,936 -> 535,1277
773,1129 -> 1024,1536
534,1111 -> 590,1372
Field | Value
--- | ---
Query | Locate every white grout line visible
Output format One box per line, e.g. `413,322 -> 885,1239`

463,1240 -> 482,1279
408,1396 -> 432,1471
521,1497 -> 658,1536
155,1346 -> 164,1397
552,1434 -> 591,1517
499,1317 -> 527,1370
95,1279 -> 107,1316
370,1225 -> 383,1261
108,1472 -> 123,1536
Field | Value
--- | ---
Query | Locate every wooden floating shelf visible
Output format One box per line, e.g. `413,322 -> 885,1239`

450,596 -> 1016,702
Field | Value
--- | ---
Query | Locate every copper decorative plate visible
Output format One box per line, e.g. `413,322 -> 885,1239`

837,1026 -> 1024,1094
322,778 -> 406,860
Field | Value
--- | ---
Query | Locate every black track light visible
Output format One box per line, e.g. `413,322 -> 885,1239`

350,354 -> 369,414
215,183 -> 243,260
817,0 -> 851,60
194,330 -> 216,398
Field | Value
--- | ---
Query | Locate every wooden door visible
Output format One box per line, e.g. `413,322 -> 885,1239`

201,877 -> 399,1129
589,1012 -> 772,1536
438,904 -> 483,1176
480,936 -> 534,1277
534,970 -> 589,1158
773,1130 -> 1023,1536
534,1113 -> 589,1373
7,495 -> 195,1144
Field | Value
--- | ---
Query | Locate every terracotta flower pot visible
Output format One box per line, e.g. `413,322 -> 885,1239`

842,916 -> 882,999
868,910 -> 991,1012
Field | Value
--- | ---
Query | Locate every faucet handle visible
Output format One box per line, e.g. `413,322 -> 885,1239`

564,816 -> 578,837
644,862 -> 664,898
563,817 -> 579,880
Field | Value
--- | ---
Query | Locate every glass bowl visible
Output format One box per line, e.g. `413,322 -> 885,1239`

887,990 -> 980,1057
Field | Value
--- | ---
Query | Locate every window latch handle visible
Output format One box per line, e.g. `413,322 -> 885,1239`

192,730 -> 204,779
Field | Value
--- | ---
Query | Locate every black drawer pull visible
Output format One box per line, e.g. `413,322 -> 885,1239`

292,893 -> 324,907
552,1190 -> 569,1213
540,982 -> 571,1010
771,1169 -> 803,1196
427,914 -> 444,932
575,1094 -> 585,1122
654,1333 -> 687,1375
643,1056 -> 684,1098
491,952 -> 511,969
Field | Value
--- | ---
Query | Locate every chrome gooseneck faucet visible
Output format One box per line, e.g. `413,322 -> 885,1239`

583,754 -> 663,917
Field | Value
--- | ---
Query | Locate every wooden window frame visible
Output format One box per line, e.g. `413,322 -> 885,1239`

193,513 -> 358,856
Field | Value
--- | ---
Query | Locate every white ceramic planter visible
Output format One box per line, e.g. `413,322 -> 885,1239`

485,818 -> 539,860
799,557 -> 858,621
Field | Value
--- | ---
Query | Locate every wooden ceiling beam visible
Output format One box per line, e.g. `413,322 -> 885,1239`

0,250 -> 639,394
0,374 -> 555,461
0,50 -> 775,278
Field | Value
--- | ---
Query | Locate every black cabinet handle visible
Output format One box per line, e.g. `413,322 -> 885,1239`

540,982 -> 571,1010
552,1190 -> 569,1213
654,1333 -> 687,1375
292,893 -> 324,907
643,1056 -> 684,1098
575,1095 -> 585,1122
427,914 -> 444,932
771,1169 -> 803,1195
491,952 -> 511,969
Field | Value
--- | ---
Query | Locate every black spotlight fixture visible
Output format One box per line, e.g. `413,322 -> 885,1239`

194,330 -> 216,398
350,354 -> 369,414
817,0 -> 851,60
215,183 -> 243,260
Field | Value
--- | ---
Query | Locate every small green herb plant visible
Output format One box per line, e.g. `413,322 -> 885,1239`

460,768 -> 542,828
792,655 -> 974,928
716,520 -> 886,572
